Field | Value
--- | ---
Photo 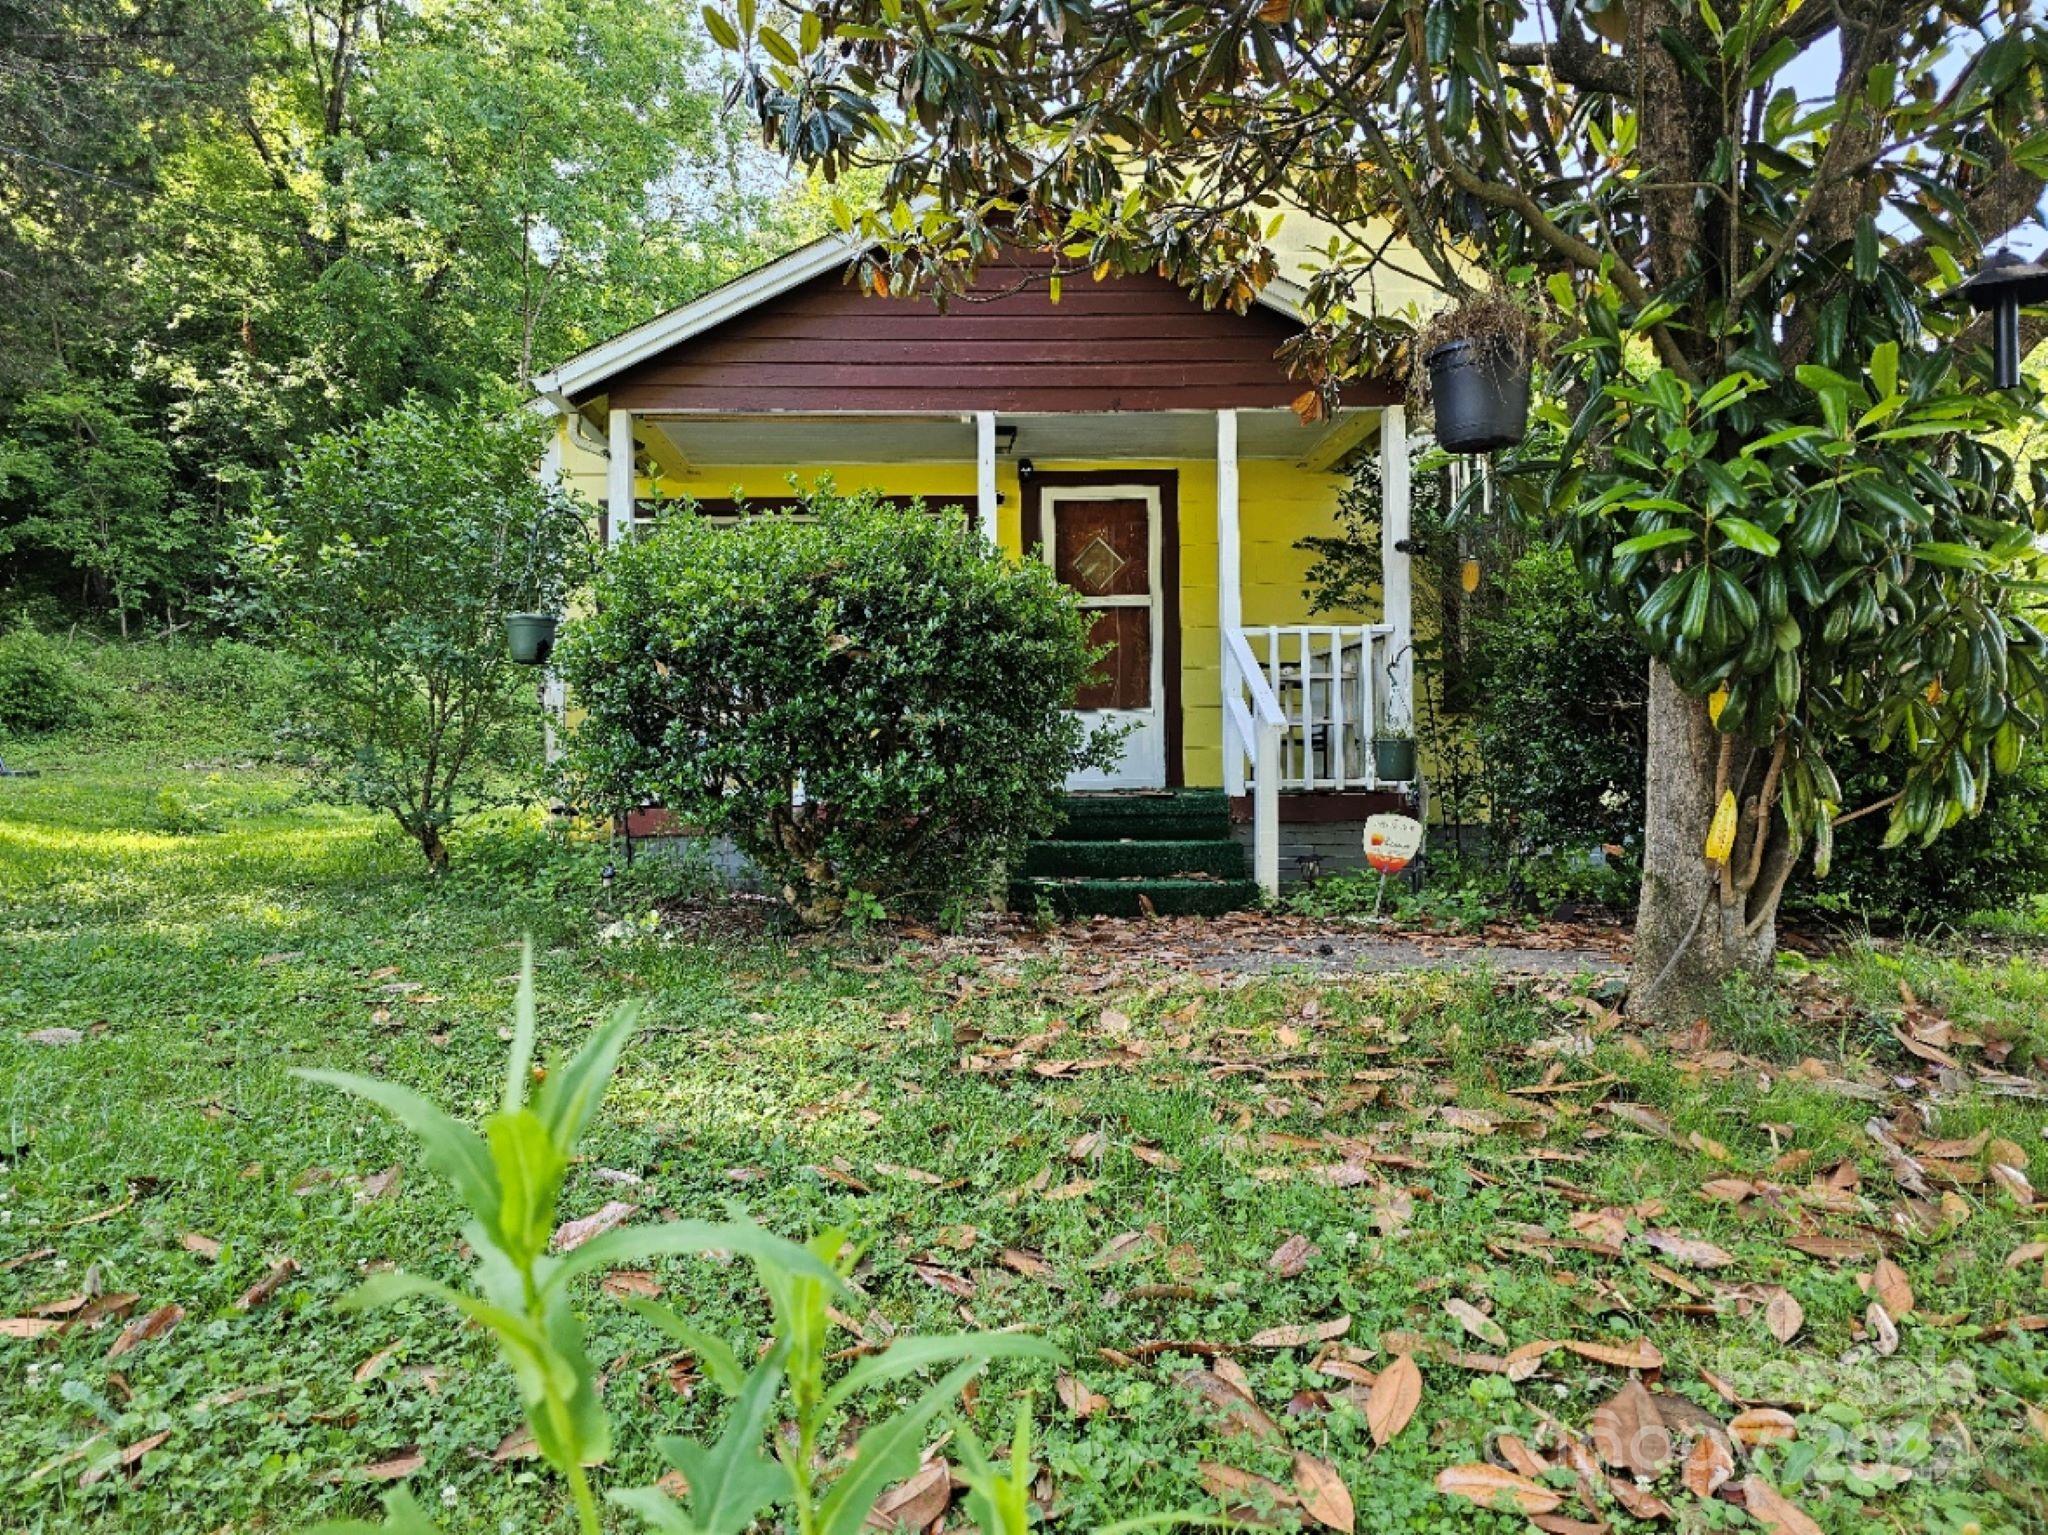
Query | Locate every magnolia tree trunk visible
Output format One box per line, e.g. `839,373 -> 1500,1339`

1628,661 -> 1784,1021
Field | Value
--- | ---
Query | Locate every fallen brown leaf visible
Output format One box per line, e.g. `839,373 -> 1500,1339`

1445,1298 -> 1508,1348
1730,1408 -> 1798,1446
236,1257 -> 299,1310
105,1303 -> 183,1360
1765,1288 -> 1804,1344
323,1448 -> 426,1483
867,1458 -> 951,1530
1560,1336 -> 1663,1372
77,1429 -> 170,1488
1248,1315 -> 1349,1348
1199,1461 -> 1297,1519
1871,1258 -> 1915,1319
552,1201 -> 636,1252
491,1428 -> 538,1462
1742,1474 -> 1823,1535
1291,1452 -> 1354,1533
1435,1463 -> 1562,1515
1055,1372 -> 1108,1419
1365,1352 -> 1421,1446
1683,1432 -> 1735,1498
1179,1367 -> 1283,1442
1267,1234 -> 1319,1277
1587,1380 -> 1672,1477
1642,1230 -> 1736,1269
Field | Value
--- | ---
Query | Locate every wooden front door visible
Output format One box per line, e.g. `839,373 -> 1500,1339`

1040,484 -> 1166,788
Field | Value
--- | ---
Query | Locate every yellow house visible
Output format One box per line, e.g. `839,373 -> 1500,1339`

531,236 -> 1421,904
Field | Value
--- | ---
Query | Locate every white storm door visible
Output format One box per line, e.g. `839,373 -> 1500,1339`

1040,484 -> 1166,789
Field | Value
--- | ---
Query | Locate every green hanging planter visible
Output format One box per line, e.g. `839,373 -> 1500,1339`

506,612 -> 560,666
1373,736 -> 1417,783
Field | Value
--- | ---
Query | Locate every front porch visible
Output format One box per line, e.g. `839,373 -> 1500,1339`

563,402 -> 1416,899
534,237 -> 1423,905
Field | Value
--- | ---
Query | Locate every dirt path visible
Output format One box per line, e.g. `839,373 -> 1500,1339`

1190,929 -> 1626,977
905,908 -> 1630,984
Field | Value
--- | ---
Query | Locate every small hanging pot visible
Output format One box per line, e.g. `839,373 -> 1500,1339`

1373,736 -> 1417,783
1426,339 -> 1531,453
506,612 -> 560,666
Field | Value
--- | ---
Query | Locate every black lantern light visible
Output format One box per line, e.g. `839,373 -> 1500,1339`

1961,251 -> 2048,390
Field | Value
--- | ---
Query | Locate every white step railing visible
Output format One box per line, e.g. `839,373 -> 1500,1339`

1239,624 -> 1398,790
1222,628 -> 1287,898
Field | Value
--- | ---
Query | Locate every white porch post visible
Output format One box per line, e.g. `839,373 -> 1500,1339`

1217,408 -> 1244,798
975,410 -> 999,546
1378,404 -> 1414,747
606,407 -> 635,547
1218,408 -> 1277,896
539,432 -> 568,763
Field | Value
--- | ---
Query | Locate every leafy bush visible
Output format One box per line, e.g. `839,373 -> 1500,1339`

1796,745 -> 2048,927
0,622 -> 93,734
235,399 -> 588,868
1467,547 -> 1647,855
557,487 -> 1116,924
301,947 -> 1058,1535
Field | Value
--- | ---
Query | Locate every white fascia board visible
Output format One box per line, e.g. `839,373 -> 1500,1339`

530,234 -> 866,401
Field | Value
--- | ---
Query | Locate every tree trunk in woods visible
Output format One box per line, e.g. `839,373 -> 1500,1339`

1628,661 -> 1779,1022
412,821 -> 449,872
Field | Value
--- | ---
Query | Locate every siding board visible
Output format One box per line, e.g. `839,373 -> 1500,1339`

592,255 -> 1397,414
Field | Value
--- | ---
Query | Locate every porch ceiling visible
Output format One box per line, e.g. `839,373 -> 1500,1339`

644,407 -> 1382,470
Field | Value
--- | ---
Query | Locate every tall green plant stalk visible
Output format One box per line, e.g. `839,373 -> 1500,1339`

298,943 -> 841,1534
300,942 -> 1062,1535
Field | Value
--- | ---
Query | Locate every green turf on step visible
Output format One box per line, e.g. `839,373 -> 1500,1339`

1053,790 -> 1232,842
1021,838 -> 1248,880
1008,875 -> 1261,919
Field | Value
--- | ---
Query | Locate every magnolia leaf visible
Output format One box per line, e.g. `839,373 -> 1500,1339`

1435,1464 -> 1561,1514
1364,1353 -> 1421,1446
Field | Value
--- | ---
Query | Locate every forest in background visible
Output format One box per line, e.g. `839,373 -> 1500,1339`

0,0 -> 827,631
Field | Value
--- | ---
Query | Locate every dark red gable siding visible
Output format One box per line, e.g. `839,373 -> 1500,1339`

588,253 -> 1396,414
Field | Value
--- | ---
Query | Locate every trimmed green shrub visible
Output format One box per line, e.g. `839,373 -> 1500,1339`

556,487 -> 1117,925
0,623 -> 92,734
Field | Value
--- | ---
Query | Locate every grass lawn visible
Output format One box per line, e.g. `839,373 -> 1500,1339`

4,671 -> 2048,1534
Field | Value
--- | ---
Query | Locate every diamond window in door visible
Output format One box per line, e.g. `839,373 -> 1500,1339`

1053,500 -> 1150,596
1070,534 -> 1128,593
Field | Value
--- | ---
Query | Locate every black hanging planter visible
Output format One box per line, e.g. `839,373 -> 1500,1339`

1426,339 -> 1531,453
506,612 -> 560,666
1373,736 -> 1417,783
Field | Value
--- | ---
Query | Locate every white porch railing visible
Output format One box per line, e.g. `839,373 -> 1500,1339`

1222,628 -> 1287,897
1240,624 -> 1398,791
